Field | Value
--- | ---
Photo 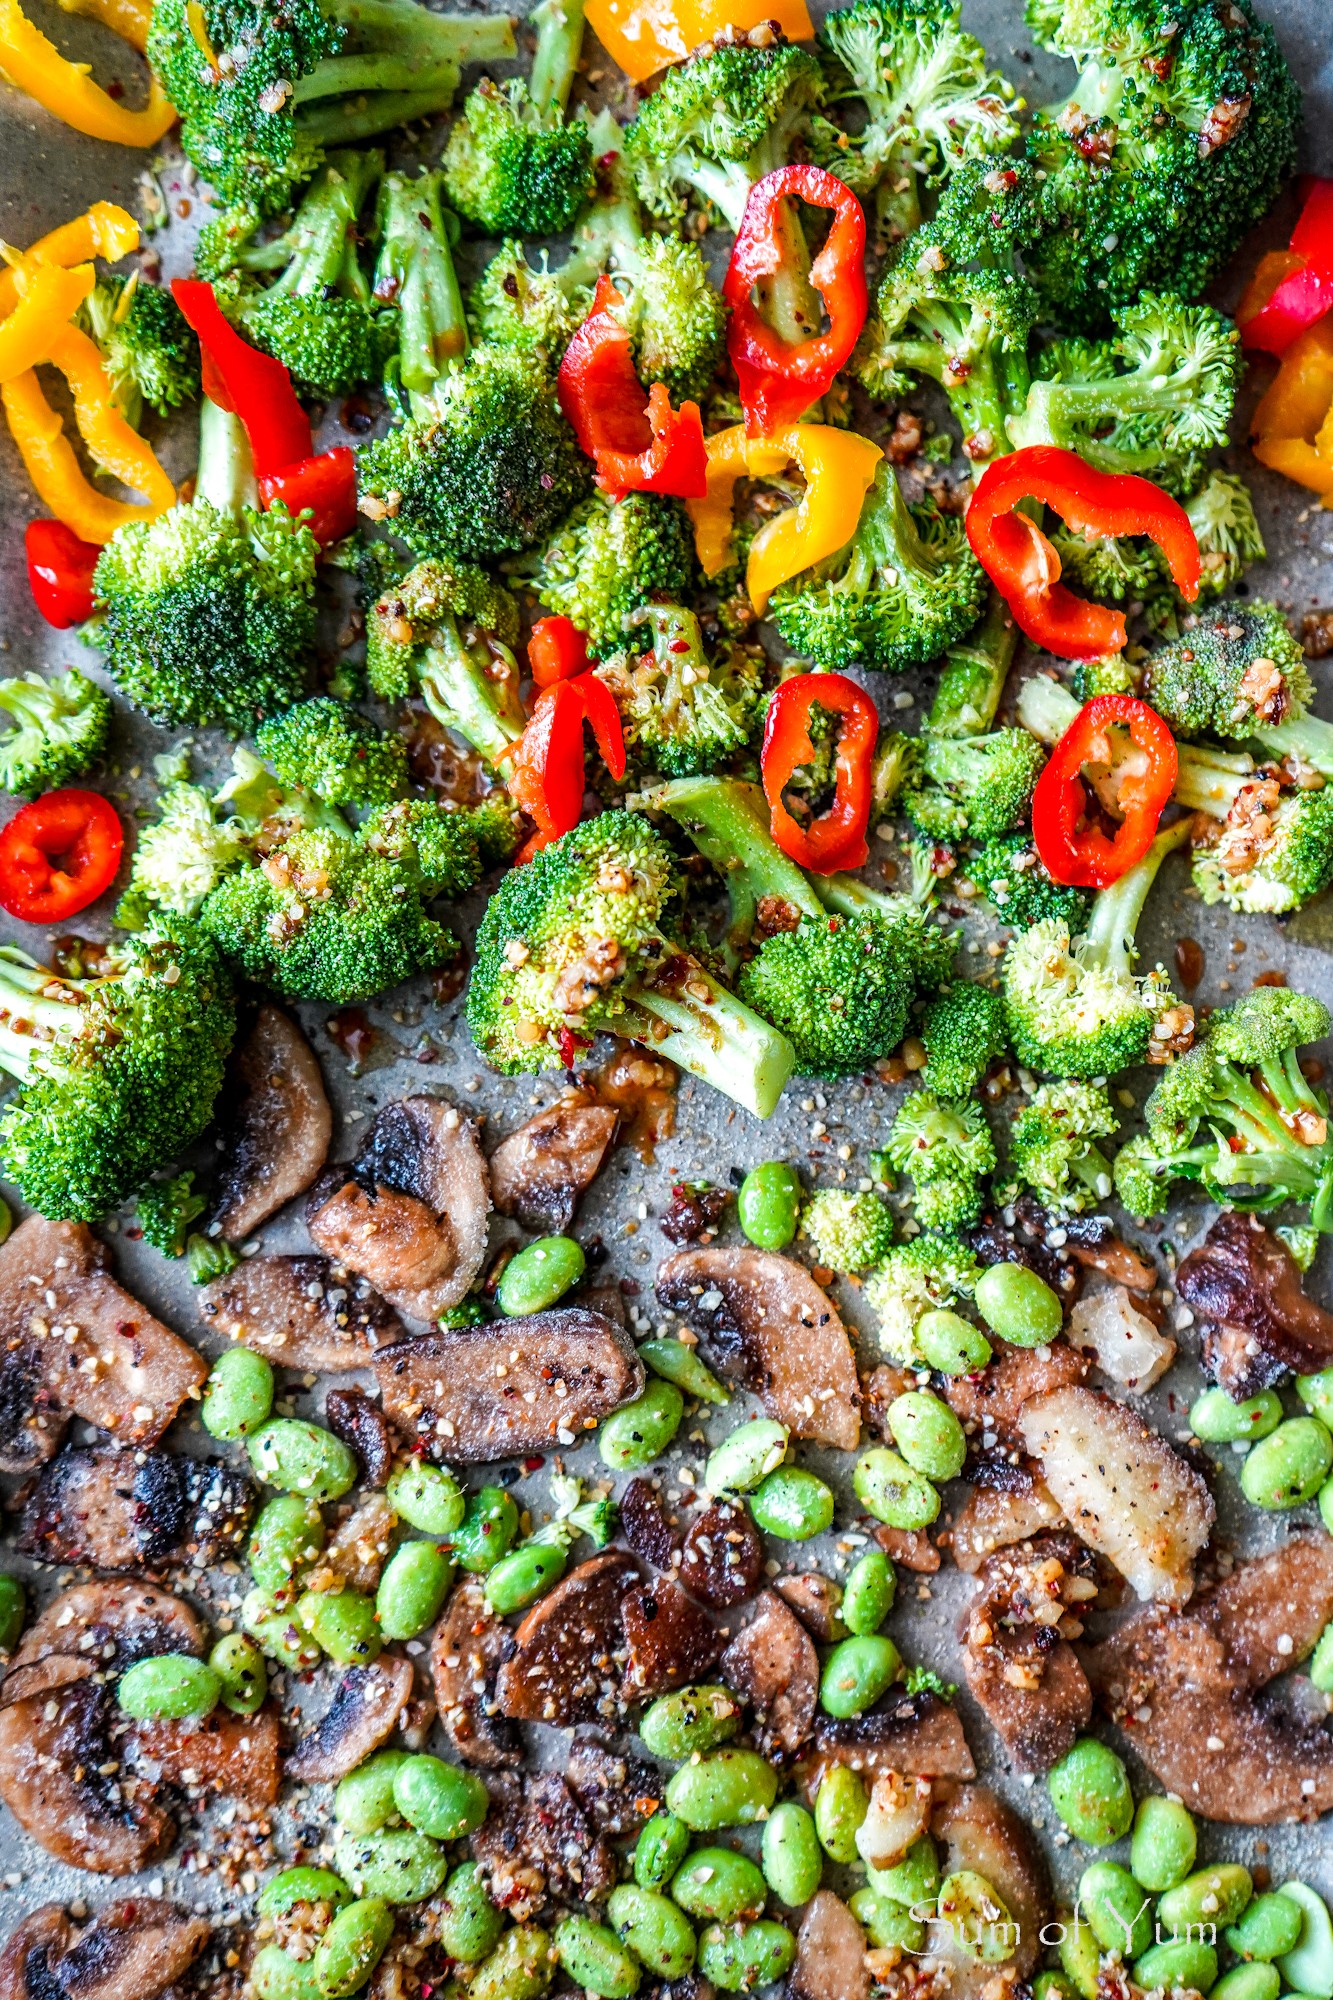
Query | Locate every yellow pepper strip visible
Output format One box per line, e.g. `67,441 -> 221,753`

585,0 -> 812,83
47,321 -> 175,512
0,0 -> 176,145
54,0 -> 153,55
0,200 -> 137,319
0,261 -> 94,382
3,368 -> 147,541
746,424 -> 883,616
1251,313 -> 1333,501
687,423 -> 790,580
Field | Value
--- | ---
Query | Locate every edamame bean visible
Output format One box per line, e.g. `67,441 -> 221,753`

640,1683 -> 742,1760
467,1927 -> 555,2000
640,1338 -> 729,1406
915,1308 -> 992,1376
849,1890 -> 926,1953
887,1390 -> 967,1481
1299,1371 -> 1333,1428
813,1763 -> 867,1864
1033,1973 -> 1077,2000
376,1540 -> 455,1641
1312,1620 -> 1333,1693
869,1835 -> 939,1908
819,1634 -> 902,1718
1241,1419 -> 1333,1510
1059,1912 -> 1101,2000
438,1863 -> 505,1964
259,1869 -> 353,1920
607,1886 -> 697,1981
842,1549 -> 896,1635
248,1495 -> 326,1603
1047,1737 -> 1133,1845
312,1898 -> 393,1998
599,1379 -> 685,1472
298,1587 -> 381,1665
1130,1796 -> 1196,1892
249,1420 -> 357,1501
553,1915 -> 641,1998
1134,1940 -> 1219,1993
392,1754 -> 489,1841
705,1419 -> 789,1495
1227,1895 -> 1306,1964
117,1653 -> 221,1721
633,1812 -> 691,1892
242,1589 -> 322,1670
336,1753 -> 409,1834
498,1236 -> 586,1317
1190,1387 -> 1282,1444
664,1748 -> 778,1829
451,1486 -> 520,1573
1277,1882 -> 1333,1999
1209,1968 -> 1281,2000
251,1946 -> 323,2000
202,1346 -> 274,1440
853,1447 -> 940,1531
386,1462 -> 465,1536
749,1465 -> 834,1540
0,1574 -> 26,1655
939,1871 -> 1017,1964
1160,1865 -> 1253,1934
209,1632 -> 267,1715
762,1801 -> 822,1907
334,1827 -> 450,1904
698,1920 -> 795,1993
974,1262 -> 1063,1347
1079,1861 -> 1154,1959
484,1540 -> 570,1617
671,1849 -> 766,1925
738,1161 -> 801,1249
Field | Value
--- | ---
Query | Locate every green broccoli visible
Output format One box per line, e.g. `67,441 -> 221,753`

1047,522 -> 1167,609
137,1169 -> 207,1256
444,0 -> 592,236
367,168 -> 470,406
1009,1079 -> 1118,1213
596,606 -> 765,779
81,275 -> 200,423
517,491 -> 696,658
883,1086 -> 995,1228
118,780 -> 253,927
91,397 -> 317,730
188,1234 -> 243,1283
365,556 -> 525,766
905,728 -> 1046,843
1248,708 -> 1333,788
925,591 -> 1023,742
1167,470 -> 1267,608
0,669 -> 111,799
1175,741 -> 1333,917
800,1187 -> 896,1272
963,832 -> 1092,933
919,981 -> 1008,1098
863,1231 -> 980,1363
0,923 -> 235,1221
255,697 -> 408,807
818,870 -> 958,992
466,810 -> 795,1117
1142,600 -> 1310,740
1049,470 -> 1265,626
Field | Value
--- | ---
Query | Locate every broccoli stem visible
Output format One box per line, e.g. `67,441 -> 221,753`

1253,714 -> 1333,776
292,56 -> 463,101
239,151 -> 382,299
195,397 -> 259,514
418,622 -> 525,765
1079,820 -> 1191,977
528,0 -> 586,118
649,774 -> 824,961
927,590 -> 1019,737
374,170 -> 468,402
1171,742 -> 1261,818
296,86 -> 465,143
627,944 -> 795,1119
0,948 -> 94,1085
328,1 -> 515,66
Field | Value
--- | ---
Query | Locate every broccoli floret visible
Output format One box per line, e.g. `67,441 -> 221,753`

137,1169 -> 207,1255
466,810 -> 795,1117
366,557 -> 525,766
517,491 -> 696,658
81,276 -> 200,423
597,606 -> 765,779
769,461 -> 985,673
1010,1079 -> 1118,1213
1175,740 -> 1333,917
0,923 -> 235,1221
118,779 -> 252,926
1178,469 -> 1266,603
1278,1223 -> 1320,1273
1072,656 -> 1140,701
800,1187 -> 896,1272
863,1231 -> 980,1362
255,697 -> 408,807
905,728 -> 1046,843
820,871 -> 958,991
470,239 -> 591,367
1142,600 -> 1310,740
1002,821 -> 1192,1079
926,591 -> 1023,741
0,670 -> 111,799
444,0 -> 592,236
964,833 -> 1093,932
1047,522 -> 1166,607
92,398 -> 317,730
882,1086 -> 996,1228
188,1234 -> 242,1283
919,981 -> 1008,1097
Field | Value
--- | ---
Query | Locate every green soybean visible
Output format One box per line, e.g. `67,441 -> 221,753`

1277,1882 -> 1333,1999
334,1827 -> 449,1905
939,1871 -> 1017,1964
251,1946 -> 323,2000
336,1752 -> 410,1834
248,1495 -> 326,1603
248,1419 -> 357,1501
665,1748 -> 778,1829
117,1653 -> 221,1721
640,1683 -> 742,1760
706,1419 -> 789,1494
1130,1796 -> 1196,1892
1190,1386 -> 1282,1444
438,1862 -> 505,1964
1033,1972 -> 1078,2000
813,1763 -> 867,1864
467,1927 -> 555,2000
1311,1620 -> 1333,1693
915,1307 -> 992,1376
1241,1418 -> 1333,1510
974,1261 -> 1063,1347
762,1801 -> 822,1907
259,1869 -> 353,1920
852,1446 -> 940,1530
819,1633 -> 902,1718
209,1631 -> 267,1715
671,1848 -> 767,1925
698,1920 -> 795,1993
1209,1968 -> 1281,2000
498,1235 -> 586,1317
1159,1864 -> 1254,1933
298,1587 -> 381,1666
607,1885 -> 697,1981
484,1540 -> 571,1616
377,1540 -> 455,1641
1322,1475 -> 1333,1536
887,1390 -> 967,1480
202,1346 -> 274,1440
849,1890 -> 926,1952
1134,1939 -> 1219,1993
738,1161 -> 801,1249
386,1462 -> 465,1536
1059,1912 -> 1101,2000
640,1338 -> 729,1405
553,1915 -> 641,1998
312,1898 -> 393,1998
1227,1894 -> 1306,1964
0,1574 -> 26,1655
1079,1861 -> 1154,1959
599,1379 -> 685,1471
242,1589 -> 322,1671
1047,1736 -> 1133,1845
842,1549 -> 896,1636
749,1465 -> 834,1540
451,1486 -> 519,1573
633,1811 -> 692,1892
392,1755 -> 489,1842
868,1835 -> 939,1908
1298,1370 -> 1333,1427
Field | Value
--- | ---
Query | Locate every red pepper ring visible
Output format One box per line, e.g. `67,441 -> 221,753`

761,670 -> 878,875
724,165 -> 868,438
171,279 -> 313,481
557,276 -> 708,501
528,615 -> 590,688
0,787 -> 123,923
259,446 -> 358,549
25,518 -> 100,628
1030,694 -> 1178,891
501,672 -> 627,862
966,445 -> 1201,662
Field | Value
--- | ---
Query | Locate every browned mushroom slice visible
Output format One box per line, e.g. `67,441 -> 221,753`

1176,1210 -> 1333,1399
961,1534 -> 1096,1773
790,1891 -> 870,2000
213,1006 -> 333,1241
0,1905 -> 76,2000
325,1387 -> 395,1487
622,1578 -> 722,1701
619,1478 -> 678,1571
16,1446 -> 253,1573
566,1732 -> 662,1839
656,1249 -> 860,1448
719,1590 -> 818,1760
679,1498 -> 764,1609
200,1256 -> 405,1375
796,1691 -> 976,1803
489,1098 -> 618,1234
776,1573 -> 847,1643
1085,1535 -> 1333,1823
374,1310 -> 643,1462
132,1709 -> 282,1805
307,1097 -> 490,1320
951,1467 -> 1065,1575
53,1900 -> 210,2000
925,1784 -> 1050,1992
496,1551 -> 638,1726
470,1770 -> 617,1919
431,1579 -> 520,1769
943,1338 -> 1088,1452
285,1657 -> 415,1784
15,1579 -> 205,1669
322,1494 -> 396,1594
873,1524 -> 940,1574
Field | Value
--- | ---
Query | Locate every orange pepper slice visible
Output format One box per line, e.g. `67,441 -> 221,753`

53,0 -> 154,55
585,0 -> 812,83
1251,312 -> 1333,501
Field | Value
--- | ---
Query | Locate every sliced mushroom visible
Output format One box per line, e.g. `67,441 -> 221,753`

16,1446 -> 253,1573
1176,1211 -> 1333,1399
0,1218 -> 206,1468
566,1732 -> 661,1840
925,1784 -> 1050,1991
373,1309 -> 643,1462
943,1338 -> 1088,1453
797,1691 -> 976,1804
776,1573 -> 847,1643
132,1708 -> 281,1805
619,1478 -> 679,1571
52,1900 -> 210,2000
0,1905 -> 76,2000
495,1551 -> 638,1726
961,1534 -> 1097,1774
325,1387 -> 395,1487
951,1468 -> 1065,1575
622,1577 -> 722,1701
470,1770 -> 617,1919
1085,1535 -> 1333,1823
873,1524 -> 940,1574
790,1892 -> 870,2000
285,1657 -> 415,1784
1018,1386 -> 1214,1604
430,1579 -> 520,1769
321,1493 -> 396,1594
719,1590 -> 818,1760
1068,1286 -> 1176,1392
679,1498 -> 764,1609
15,1580 -> 205,1669
855,1769 -> 933,1869
199,1256 -> 406,1374
489,1097 -> 618,1234
213,1005 -> 333,1240
307,1097 -> 490,1321
656,1248 -> 860,1448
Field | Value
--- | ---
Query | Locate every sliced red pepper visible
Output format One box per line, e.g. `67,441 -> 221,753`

966,446 -> 1200,661
1238,180 -> 1333,357
502,672 -> 627,862
1031,694 -> 1177,890
556,276 -> 707,502
528,615 -> 590,688
171,279 -> 313,480
761,670 -> 877,875
259,446 -> 357,548
0,787 -> 123,922
724,166 -> 868,438
25,518 -> 100,627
